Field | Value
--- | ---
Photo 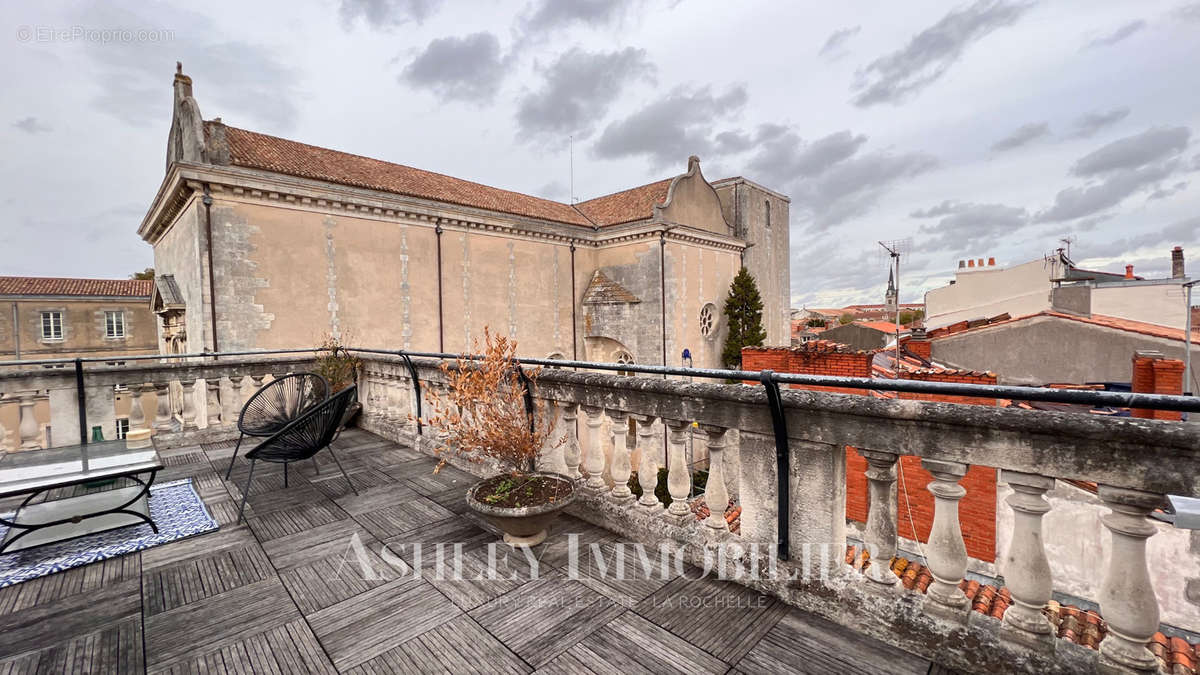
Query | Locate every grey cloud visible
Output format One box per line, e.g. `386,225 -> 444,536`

799,150 -> 939,229
911,201 -> 1029,251
714,130 -> 753,154
516,47 -> 655,143
1084,20 -> 1146,49
536,180 -> 568,202
13,117 -> 51,133
1176,3 -> 1200,22
819,26 -> 861,59
1072,215 -> 1200,261
518,0 -> 632,33
1069,107 -> 1130,138
1071,126 -> 1190,176
79,4 -> 301,130
1148,181 -> 1188,201
748,128 -> 867,179
991,122 -> 1049,151
1037,159 -> 1182,222
592,85 -> 748,168
338,0 -> 443,28
851,0 -> 1034,107
401,33 -> 505,103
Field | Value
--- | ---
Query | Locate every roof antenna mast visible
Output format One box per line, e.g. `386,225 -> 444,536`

879,239 -> 911,378
569,135 -> 575,204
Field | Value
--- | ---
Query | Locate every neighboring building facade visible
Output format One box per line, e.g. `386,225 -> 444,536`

0,276 -> 157,448
926,250 -> 1192,331
139,67 -> 790,366
818,321 -> 900,352
0,277 -> 157,362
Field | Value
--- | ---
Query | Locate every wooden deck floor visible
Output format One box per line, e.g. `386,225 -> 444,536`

0,429 -> 939,674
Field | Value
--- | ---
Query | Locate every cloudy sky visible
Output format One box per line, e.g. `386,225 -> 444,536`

3,0 -> 1199,308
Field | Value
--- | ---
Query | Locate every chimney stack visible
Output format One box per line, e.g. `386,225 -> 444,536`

1172,246 -> 1185,279
1124,264 -> 1135,279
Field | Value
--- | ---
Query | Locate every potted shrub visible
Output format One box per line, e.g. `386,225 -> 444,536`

422,328 -> 573,546
315,335 -> 363,428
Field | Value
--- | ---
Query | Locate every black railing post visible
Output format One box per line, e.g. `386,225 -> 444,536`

514,363 -> 537,473
398,351 -> 422,435
760,370 -> 790,561
74,358 -> 88,446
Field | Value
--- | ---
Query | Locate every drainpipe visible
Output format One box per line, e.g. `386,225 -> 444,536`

435,223 -> 444,352
11,302 -> 19,360
202,184 -> 219,360
570,241 -> 578,360
660,230 -> 668,370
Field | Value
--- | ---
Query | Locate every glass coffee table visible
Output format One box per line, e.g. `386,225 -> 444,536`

0,441 -> 164,555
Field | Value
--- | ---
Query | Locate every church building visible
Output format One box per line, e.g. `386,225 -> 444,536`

139,66 -> 790,367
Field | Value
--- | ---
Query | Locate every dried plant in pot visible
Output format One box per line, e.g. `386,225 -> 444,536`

315,335 -> 363,429
421,328 -> 572,546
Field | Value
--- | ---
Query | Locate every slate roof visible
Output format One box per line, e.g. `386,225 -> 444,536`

581,270 -> 641,305
0,277 -> 153,298
154,274 -> 184,307
212,122 -> 672,229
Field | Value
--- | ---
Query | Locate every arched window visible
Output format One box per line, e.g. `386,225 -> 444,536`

545,352 -> 566,369
615,350 -> 634,377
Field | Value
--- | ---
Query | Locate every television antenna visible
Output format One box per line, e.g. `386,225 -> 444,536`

879,239 -> 912,378
568,135 -> 575,204
1058,235 -> 1076,259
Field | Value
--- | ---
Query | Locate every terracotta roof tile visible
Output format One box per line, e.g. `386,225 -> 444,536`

217,123 -> 593,226
572,179 -> 672,227
845,545 -> 1200,662
930,310 -> 1200,345
0,277 -> 152,298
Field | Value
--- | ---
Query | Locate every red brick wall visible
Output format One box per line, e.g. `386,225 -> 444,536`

743,345 -> 1000,562
1132,353 -> 1184,420
906,339 -> 931,361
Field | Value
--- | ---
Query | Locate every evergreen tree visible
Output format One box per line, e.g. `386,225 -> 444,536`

721,267 -> 767,369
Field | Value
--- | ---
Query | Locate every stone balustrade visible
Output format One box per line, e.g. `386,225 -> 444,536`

0,355 -> 316,450
3,350 -> 1198,673
354,354 -> 1200,674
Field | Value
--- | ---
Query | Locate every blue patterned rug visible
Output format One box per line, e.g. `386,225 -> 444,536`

0,478 -> 218,588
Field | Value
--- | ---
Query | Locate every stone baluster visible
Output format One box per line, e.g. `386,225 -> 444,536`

250,374 -> 266,399
180,379 -> 199,430
608,410 -> 634,502
153,382 -> 174,432
205,378 -> 221,427
664,419 -> 692,521
860,450 -> 899,586
387,373 -> 402,422
561,403 -> 583,480
999,470 -> 1055,647
18,393 -> 40,450
633,415 -> 660,509
581,406 -> 607,491
541,401 -> 568,474
364,372 -> 380,418
1098,485 -> 1163,672
921,460 -> 970,615
127,383 -> 147,432
229,376 -> 246,422
702,425 -> 730,531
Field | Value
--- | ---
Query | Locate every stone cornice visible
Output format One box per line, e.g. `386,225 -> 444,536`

140,162 -> 748,253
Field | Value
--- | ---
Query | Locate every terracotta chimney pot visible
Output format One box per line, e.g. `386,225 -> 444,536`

1124,264 -> 1134,279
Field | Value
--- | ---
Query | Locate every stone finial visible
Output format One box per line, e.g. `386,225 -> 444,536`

687,155 -> 700,173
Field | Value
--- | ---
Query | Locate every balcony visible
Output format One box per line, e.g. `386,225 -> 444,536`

1,351 -> 1199,673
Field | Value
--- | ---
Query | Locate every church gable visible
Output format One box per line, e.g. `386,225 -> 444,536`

656,156 -> 733,236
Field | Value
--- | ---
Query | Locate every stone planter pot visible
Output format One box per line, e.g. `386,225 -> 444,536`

466,472 -> 576,546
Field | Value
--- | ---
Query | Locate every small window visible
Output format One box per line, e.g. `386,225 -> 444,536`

615,350 -> 635,377
765,200 -> 771,228
699,303 -> 717,338
115,418 -> 130,440
41,311 -> 62,340
105,311 -> 126,338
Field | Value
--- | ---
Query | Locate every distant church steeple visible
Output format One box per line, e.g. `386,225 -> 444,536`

884,268 -> 898,315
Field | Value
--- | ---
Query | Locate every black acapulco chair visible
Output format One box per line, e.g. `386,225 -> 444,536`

236,386 -> 359,524
225,372 -> 330,480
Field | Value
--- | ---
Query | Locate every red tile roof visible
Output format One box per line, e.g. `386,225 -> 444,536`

930,310 -> 1200,345
0,277 -> 153,298
572,179 -> 672,227
857,320 -> 904,333
214,123 -> 672,229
